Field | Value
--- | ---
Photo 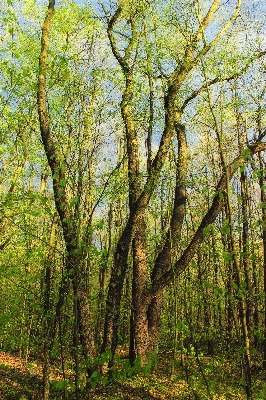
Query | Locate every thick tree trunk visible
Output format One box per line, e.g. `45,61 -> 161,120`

129,217 -> 149,363
77,287 -> 95,359
259,153 -> 266,370
102,2 -> 265,369
144,123 -> 187,354
64,250 -> 96,364
102,5 -> 188,361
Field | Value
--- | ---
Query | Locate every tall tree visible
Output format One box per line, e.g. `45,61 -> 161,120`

101,0 -> 266,366
1,1 -> 266,393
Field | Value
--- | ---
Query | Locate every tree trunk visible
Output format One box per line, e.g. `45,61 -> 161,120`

101,1 -> 265,369
225,185 -> 252,397
145,123 -> 187,354
259,152 -> 266,369
42,214 -> 57,400
37,1 -> 95,380
129,217 -> 149,363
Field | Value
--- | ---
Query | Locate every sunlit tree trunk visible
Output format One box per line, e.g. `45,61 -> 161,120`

147,123 -> 187,354
37,2 -> 96,382
42,213 -> 57,400
259,152 -> 266,369
102,0 -> 263,369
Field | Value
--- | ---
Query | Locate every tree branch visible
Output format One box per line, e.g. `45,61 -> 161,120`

107,6 -> 129,72
193,0 -> 242,64
194,0 -> 221,43
146,140 -> 266,300
181,50 -> 266,111
37,0 -> 71,236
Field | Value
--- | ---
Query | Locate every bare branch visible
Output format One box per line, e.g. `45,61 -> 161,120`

194,0 -> 221,43
181,50 -> 266,111
107,6 -> 130,71
194,0 -> 242,63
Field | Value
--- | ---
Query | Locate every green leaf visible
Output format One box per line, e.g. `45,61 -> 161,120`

221,225 -> 228,234
59,178 -> 67,186
53,380 -> 68,390
91,370 -> 99,379
222,251 -> 232,262
142,364 -> 150,376
70,196 -> 79,208
242,148 -> 251,160
203,225 -> 211,235
96,219 -> 104,230
133,355 -> 141,374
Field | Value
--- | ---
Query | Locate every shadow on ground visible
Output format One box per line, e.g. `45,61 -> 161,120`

0,363 -> 42,399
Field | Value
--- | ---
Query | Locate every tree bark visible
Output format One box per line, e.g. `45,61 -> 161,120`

37,0 -> 95,375
259,152 -> 266,370
101,0 -> 264,366
42,213 -> 57,400
146,123 -> 187,353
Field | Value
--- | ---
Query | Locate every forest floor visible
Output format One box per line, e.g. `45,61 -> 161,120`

1,350 -> 266,399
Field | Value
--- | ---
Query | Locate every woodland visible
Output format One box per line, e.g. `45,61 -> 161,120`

0,0 -> 266,399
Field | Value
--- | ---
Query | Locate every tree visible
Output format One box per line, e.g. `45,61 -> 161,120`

101,0 -> 266,370
0,1 -> 266,397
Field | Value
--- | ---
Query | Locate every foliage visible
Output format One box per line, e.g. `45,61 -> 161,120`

0,0 -> 266,399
